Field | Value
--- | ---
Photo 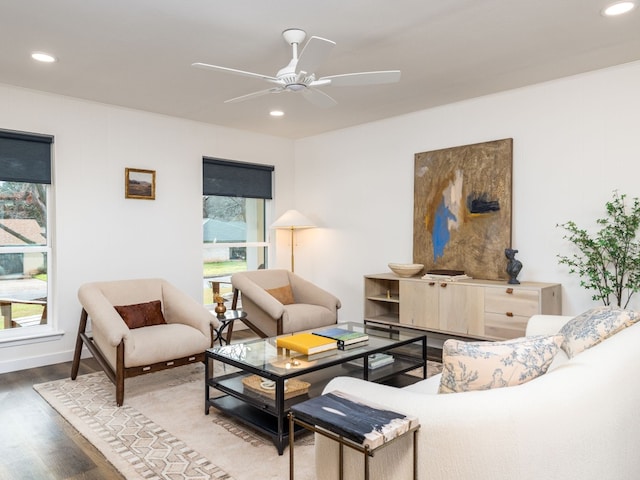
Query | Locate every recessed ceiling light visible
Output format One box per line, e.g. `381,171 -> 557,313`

31,52 -> 57,63
270,110 -> 284,117
602,1 -> 636,16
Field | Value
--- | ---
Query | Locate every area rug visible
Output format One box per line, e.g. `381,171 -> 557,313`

34,361 -> 442,480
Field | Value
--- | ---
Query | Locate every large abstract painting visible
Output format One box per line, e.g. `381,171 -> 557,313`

413,138 -> 512,280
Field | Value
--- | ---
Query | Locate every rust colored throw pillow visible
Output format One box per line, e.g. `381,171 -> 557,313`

114,300 -> 166,329
266,284 -> 295,305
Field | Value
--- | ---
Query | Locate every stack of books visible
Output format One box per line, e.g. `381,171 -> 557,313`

276,332 -> 338,356
347,353 -> 394,369
312,327 -> 369,349
422,269 -> 471,282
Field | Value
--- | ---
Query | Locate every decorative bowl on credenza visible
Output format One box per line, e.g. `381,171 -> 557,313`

387,263 -> 424,278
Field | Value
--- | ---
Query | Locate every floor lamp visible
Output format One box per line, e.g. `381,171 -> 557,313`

271,210 -> 316,273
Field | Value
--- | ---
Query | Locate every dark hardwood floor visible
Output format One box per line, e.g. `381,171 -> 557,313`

0,358 -> 125,480
0,329 -> 259,480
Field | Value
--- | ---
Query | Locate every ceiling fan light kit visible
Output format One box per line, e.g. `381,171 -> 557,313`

192,28 -> 400,107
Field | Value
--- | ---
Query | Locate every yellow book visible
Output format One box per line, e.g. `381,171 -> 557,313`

276,332 -> 338,355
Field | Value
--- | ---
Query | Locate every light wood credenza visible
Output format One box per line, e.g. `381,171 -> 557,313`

364,273 -> 561,341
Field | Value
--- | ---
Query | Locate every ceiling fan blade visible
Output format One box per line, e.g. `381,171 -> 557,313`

302,88 -> 337,108
320,70 -> 401,87
192,62 -> 279,82
225,87 -> 282,104
296,36 -> 335,74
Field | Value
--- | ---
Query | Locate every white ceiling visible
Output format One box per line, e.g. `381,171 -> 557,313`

2,0 -> 640,139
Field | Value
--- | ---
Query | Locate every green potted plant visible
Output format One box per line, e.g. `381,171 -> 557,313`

557,191 -> 640,308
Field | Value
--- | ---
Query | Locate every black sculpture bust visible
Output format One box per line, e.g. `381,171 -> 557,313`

505,248 -> 522,284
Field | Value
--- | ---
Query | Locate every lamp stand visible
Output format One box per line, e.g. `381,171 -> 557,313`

289,226 -> 295,273
270,210 -> 316,274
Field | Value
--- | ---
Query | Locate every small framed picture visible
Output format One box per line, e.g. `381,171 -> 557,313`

125,168 -> 156,200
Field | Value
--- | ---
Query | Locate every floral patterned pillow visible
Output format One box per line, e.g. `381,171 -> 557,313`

559,306 -> 640,358
438,335 -> 563,394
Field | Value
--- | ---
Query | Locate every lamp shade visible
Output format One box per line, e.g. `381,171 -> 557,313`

270,209 -> 316,229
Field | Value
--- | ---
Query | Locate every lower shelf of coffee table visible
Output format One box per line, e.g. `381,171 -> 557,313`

209,394 -> 309,440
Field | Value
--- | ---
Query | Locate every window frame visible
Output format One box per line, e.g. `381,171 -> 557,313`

202,157 -> 274,305
0,129 -> 57,344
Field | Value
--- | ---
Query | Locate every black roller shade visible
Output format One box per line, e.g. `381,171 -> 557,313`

0,129 -> 53,184
203,157 -> 274,199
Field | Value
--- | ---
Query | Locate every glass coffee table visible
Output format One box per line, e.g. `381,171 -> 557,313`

204,322 -> 426,454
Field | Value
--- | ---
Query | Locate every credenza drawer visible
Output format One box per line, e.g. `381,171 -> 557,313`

483,312 -> 528,339
485,287 -> 539,317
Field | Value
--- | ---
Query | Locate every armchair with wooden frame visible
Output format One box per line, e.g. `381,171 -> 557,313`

230,269 -> 341,338
71,278 -> 219,406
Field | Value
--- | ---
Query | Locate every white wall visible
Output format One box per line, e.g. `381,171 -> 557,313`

3,60 -> 640,372
0,85 -> 294,372
293,61 -> 640,321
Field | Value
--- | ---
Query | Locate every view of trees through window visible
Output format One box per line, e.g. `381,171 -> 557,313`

203,195 -> 267,305
0,181 -> 49,331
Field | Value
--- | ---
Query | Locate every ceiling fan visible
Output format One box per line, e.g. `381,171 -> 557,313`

192,28 -> 401,107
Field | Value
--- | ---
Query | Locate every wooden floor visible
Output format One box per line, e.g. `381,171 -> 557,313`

0,329 -> 259,480
0,357 -> 125,479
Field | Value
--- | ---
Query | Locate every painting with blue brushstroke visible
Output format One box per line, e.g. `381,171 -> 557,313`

413,139 -> 512,280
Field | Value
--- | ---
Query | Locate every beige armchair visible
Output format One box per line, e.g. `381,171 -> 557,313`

231,269 -> 341,337
70,278 -> 219,406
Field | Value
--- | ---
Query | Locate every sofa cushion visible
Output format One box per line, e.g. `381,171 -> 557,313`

438,335 -> 562,394
266,284 -> 295,305
114,300 -> 166,329
559,306 -> 640,358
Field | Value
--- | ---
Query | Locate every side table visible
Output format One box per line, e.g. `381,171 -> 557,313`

288,390 -> 419,479
211,309 -> 247,346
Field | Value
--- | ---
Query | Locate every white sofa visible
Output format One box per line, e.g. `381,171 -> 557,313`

316,314 -> 640,479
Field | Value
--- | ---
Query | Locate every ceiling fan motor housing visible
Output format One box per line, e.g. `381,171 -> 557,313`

282,28 -> 306,46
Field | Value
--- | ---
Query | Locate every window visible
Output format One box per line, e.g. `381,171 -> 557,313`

202,158 -> 274,305
0,129 -> 53,334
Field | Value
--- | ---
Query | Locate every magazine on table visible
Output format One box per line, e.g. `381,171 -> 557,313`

312,327 -> 369,347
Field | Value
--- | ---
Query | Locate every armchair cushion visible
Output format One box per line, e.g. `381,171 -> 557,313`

126,323 -> 209,367
114,300 -> 166,329
282,303 -> 337,333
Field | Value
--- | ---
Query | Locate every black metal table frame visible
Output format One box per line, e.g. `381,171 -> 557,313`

211,309 -> 247,346
288,411 -> 419,480
204,326 -> 427,455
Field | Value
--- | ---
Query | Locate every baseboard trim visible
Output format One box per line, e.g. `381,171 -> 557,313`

0,345 -> 92,374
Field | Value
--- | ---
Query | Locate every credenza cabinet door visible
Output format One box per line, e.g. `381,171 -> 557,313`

438,283 -> 484,336
399,280 -> 438,329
